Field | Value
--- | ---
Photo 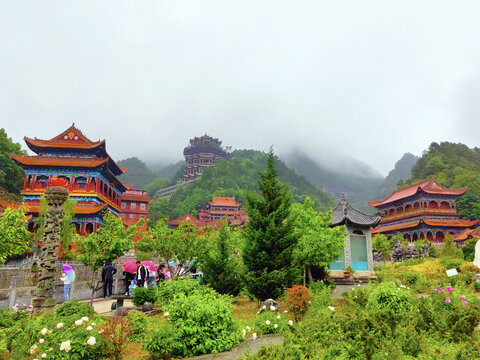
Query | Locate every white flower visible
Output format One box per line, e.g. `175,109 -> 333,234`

41,328 -> 48,336
91,322 -> 96,326
86,326 -> 93,331
261,305 -> 266,309
277,315 -> 281,319
30,344 -> 38,354
246,326 -> 251,331
81,316 -> 89,322
252,332 -> 257,340
60,340 -> 71,352
265,320 -> 270,325
56,322 -> 63,329
164,312 -> 169,317
75,320 -> 83,326
270,306 -> 276,311
284,310 -> 288,313
98,329 -> 104,334
328,306 -> 335,311
308,301 -> 312,304
41,354 -> 47,359
86,336 -> 96,346
274,324 -> 278,329
39,339 -> 45,344
242,329 -> 246,337
288,320 -> 293,326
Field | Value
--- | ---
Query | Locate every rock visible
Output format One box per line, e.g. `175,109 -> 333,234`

116,307 -> 130,317
142,302 -> 154,312
257,299 -> 279,314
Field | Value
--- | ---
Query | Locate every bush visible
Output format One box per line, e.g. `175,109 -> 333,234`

0,308 -> 31,329
126,311 -> 148,342
439,257 -> 464,270
367,282 -> 413,313
286,285 -> 312,320
254,311 -> 287,334
132,286 -> 158,307
156,279 -> 213,306
462,238 -> 477,261
144,291 -> 241,358
54,300 -> 96,318
99,317 -> 132,360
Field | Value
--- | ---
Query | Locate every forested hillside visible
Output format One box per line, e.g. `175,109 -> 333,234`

405,142 -> 480,220
148,150 -> 335,221
117,157 -> 156,188
374,152 -> 419,199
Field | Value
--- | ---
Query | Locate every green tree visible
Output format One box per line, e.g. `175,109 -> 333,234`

199,223 -> 245,296
145,177 -> 171,198
148,197 -> 170,224
74,213 -> 138,305
372,234 -> 393,261
0,206 -> 32,263
290,197 -> 346,285
0,128 -> 25,194
243,150 -> 300,300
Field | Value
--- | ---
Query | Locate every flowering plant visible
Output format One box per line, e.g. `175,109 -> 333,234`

254,311 -> 287,335
286,285 -> 312,320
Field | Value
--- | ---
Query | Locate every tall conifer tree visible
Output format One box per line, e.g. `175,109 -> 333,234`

243,150 -> 300,300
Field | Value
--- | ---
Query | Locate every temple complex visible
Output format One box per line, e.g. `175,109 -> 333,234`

120,185 -> 151,232
183,134 -> 228,182
330,196 -> 381,273
369,179 -> 478,243
11,125 -> 127,235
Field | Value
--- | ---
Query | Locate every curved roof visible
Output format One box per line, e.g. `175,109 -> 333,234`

372,218 -> 479,235
26,202 -> 108,215
209,196 -> 240,207
332,196 -> 381,227
369,179 -> 468,207
11,154 -> 109,168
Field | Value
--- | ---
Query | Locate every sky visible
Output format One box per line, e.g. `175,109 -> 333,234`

1,1 -> 480,176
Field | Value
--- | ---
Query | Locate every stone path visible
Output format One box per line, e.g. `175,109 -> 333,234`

332,284 -> 367,299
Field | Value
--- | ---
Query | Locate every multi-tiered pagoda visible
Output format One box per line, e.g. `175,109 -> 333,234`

369,179 -> 478,243
11,125 -> 127,235
183,134 -> 228,182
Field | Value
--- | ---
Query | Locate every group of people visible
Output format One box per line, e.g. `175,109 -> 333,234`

122,261 -> 186,296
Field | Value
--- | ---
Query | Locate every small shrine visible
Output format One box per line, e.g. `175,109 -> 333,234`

330,196 -> 381,274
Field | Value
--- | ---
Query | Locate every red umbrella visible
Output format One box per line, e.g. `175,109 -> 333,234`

122,260 -> 157,274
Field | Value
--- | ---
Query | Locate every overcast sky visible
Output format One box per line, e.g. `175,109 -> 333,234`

1,1 -> 480,175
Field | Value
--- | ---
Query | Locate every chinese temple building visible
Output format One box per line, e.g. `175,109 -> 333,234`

183,134 -> 228,182
198,196 -> 248,224
11,125 -> 127,235
369,179 -> 478,243
120,185 -> 152,232
330,196 -> 381,273
168,213 -> 208,230
454,227 -> 480,245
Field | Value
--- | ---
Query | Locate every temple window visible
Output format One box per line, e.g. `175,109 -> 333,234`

121,203 -> 126,209
130,213 -> 135,218
140,203 -> 146,210
131,203 -> 137,210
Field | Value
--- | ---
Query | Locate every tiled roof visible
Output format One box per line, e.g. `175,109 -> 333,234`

27,202 -> 108,215
24,124 -> 104,150
423,219 -> 478,227
121,193 -> 152,202
168,214 -> 206,228
369,179 -> 468,207
372,218 -> 479,235
209,196 -> 240,207
332,197 -> 381,227
372,220 -> 421,234
454,227 -> 480,242
11,154 -> 109,168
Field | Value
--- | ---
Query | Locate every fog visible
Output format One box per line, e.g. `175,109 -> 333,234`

1,1 -> 480,175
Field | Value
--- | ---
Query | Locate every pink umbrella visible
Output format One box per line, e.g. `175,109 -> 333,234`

122,260 -> 156,274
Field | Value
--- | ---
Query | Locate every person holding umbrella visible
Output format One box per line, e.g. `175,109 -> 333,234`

135,261 -> 149,287
60,265 -> 75,302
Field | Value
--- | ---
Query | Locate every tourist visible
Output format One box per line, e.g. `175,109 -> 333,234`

123,270 -> 135,296
101,262 -> 117,298
60,272 -> 71,302
175,263 -> 186,277
156,264 -> 165,284
163,266 -> 171,282
135,261 -> 149,287
147,269 -> 156,286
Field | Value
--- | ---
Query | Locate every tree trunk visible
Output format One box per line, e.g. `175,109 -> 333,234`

307,267 -> 313,284
303,267 -> 306,286
90,269 -> 98,307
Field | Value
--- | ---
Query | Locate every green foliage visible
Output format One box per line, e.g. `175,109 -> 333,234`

372,234 -> 393,261
126,311 -> 149,342
145,177 -> 171,198
199,223 -> 245,296
148,197 -> 170,223
117,157 -> 156,188
132,286 -> 158,307
462,238 -> 477,261
367,282 -> 413,313
0,206 -> 32,263
243,150 -> 300,300
156,279 -> 213,307
145,291 -> 241,358
254,311 -> 287,334
291,197 -> 346,284
144,320 -> 179,360
439,234 -> 464,259
54,301 -> 96,318
0,128 -> 25,194
439,257 -> 464,270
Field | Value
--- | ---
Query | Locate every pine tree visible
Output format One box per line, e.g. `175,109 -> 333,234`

243,150 -> 300,300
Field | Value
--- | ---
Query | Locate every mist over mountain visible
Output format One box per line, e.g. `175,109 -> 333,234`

282,149 -> 383,211
117,157 -> 156,188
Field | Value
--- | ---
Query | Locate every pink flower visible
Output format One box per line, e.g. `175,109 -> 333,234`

434,288 -> 438,292
461,295 -> 465,300
439,289 -> 445,294
462,300 -> 468,306
446,286 -> 453,294
445,297 -> 451,304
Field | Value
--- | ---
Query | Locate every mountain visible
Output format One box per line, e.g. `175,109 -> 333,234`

149,149 -> 335,221
374,153 -> 419,199
155,160 -> 184,181
117,157 -> 156,188
282,150 -> 383,212
404,142 -> 480,220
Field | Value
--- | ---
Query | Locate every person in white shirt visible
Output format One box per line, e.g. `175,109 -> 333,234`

60,272 -> 71,302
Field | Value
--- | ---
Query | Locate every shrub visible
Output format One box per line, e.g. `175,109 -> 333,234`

156,279 -> 213,306
286,285 -> 312,320
462,238 -> 477,261
132,286 -> 158,307
439,257 -> 464,270
254,311 -> 287,334
54,300 -> 96,318
367,282 -> 413,313
99,317 -> 132,360
0,308 -> 31,329
144,291 -> 241,358
144,321 -> 179,360
126,311 -> 148,342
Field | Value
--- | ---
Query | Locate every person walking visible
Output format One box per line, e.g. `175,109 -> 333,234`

135,261 -> 149,287
60,272 -> 71,302
102,263 -> 117,298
